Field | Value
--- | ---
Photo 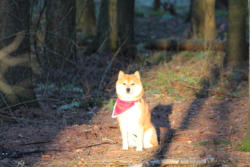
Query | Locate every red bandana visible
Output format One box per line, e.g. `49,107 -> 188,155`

112,98 -> 138,118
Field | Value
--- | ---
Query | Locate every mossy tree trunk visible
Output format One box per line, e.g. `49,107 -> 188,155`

242,0 -> 250,152
227,0 -> 247,65
191,0 -> 216,41
45,0 -> 76,74
76,0 -> 96,37
0,0 -> 37,105
88,0 -> 135,59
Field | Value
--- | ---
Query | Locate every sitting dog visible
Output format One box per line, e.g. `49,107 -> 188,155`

112,71 -> 158,151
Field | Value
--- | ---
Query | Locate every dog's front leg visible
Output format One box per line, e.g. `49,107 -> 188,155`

136,127 -> 144,151
120,126 -> 129,150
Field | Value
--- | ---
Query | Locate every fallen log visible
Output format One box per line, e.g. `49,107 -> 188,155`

144,38 -> 225,51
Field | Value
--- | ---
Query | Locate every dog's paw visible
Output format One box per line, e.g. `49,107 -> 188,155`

136,147 -> 143,151
144,143 -> 153,148
122,145 -> 128,150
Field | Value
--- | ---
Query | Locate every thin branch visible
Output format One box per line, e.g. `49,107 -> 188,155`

33,0 -> 47,61
98,38 -> 128,91
1,142 -> 118,159
20,140 -> 51,146
0,98 -> 58,110
0,92 -> 23,124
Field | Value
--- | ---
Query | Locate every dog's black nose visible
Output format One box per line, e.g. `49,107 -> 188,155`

126,88 -> 130,93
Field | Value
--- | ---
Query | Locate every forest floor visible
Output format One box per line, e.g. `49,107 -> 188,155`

0,95 -> 249,166
0,9 -> 250,167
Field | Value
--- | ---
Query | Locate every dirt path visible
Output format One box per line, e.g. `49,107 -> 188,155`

0,96 -> 249,167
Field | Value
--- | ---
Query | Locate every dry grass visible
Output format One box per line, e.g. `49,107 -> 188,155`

142,51 -> 247,103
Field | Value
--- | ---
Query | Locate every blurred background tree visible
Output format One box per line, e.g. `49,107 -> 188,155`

45,0 -> 76,78
0,0 -> 36,105
76,0 -> 96,37
227,0 -> 247,65
242,0 -> 250,152
153,0 -> 161,11
117,0 -> 135,59
191,0 -> 216,41
88,0 -> 135,60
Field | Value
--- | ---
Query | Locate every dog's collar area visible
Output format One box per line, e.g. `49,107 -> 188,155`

112,98 -> 141,118
117,98 -> 140,103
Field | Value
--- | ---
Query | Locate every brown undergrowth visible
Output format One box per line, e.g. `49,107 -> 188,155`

0,50 -> 249,166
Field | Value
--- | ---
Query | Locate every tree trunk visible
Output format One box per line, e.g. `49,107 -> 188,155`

87,0 -> 112,52
45,0 -> 76,74
186,0 -> 193,22
241,0 -> 250,152
76,0 -> 96,37
117,0 -> 135,59
227,0 -> 247,65
153,0 -> 161,11
0,0 -> 37,105
88,0 -> 135,59
191,0 -> 216,41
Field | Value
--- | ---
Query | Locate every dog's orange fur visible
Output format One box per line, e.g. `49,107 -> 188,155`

115,71 -> 158,151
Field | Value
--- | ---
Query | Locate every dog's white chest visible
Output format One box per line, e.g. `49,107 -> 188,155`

118,103 -> 142,130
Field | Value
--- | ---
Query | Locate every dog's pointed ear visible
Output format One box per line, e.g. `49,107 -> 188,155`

118,71 -> 125,79
134,71 -> 140,79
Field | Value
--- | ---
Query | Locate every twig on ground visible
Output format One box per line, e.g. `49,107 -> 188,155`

0,97 -> 59,125
0,113 -> 54,125
0,113 -> 17,122
0,98 -> 58,110
0,92 -> 12,113
0,142 -> 118,159
76,141 -> 118,149
20,140 -> 51,146
129,157 -> 218,167
0,92 -> 23,124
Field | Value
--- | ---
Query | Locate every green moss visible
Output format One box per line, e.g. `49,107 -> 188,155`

57,100 -> 80,112
143,51 -> 226,101
238,140 -> 250,152
145,89 -> 161,95
104,99 -> 114,110
80,98 -> 104,108
135,11 -> 145,17
194,140 -> 211,146
143,81 -> 153,90
146,52 -> 171,65
215,9 -> 227,17
61,84 -> 84,93
194,138 -> 232,147
150,10 -> 168,17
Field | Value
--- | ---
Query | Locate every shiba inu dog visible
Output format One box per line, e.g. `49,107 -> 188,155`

112,71 -> 158,151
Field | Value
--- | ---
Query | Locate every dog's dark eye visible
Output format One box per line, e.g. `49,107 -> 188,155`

123,83 -> 126,85
131,83 -> 135,85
